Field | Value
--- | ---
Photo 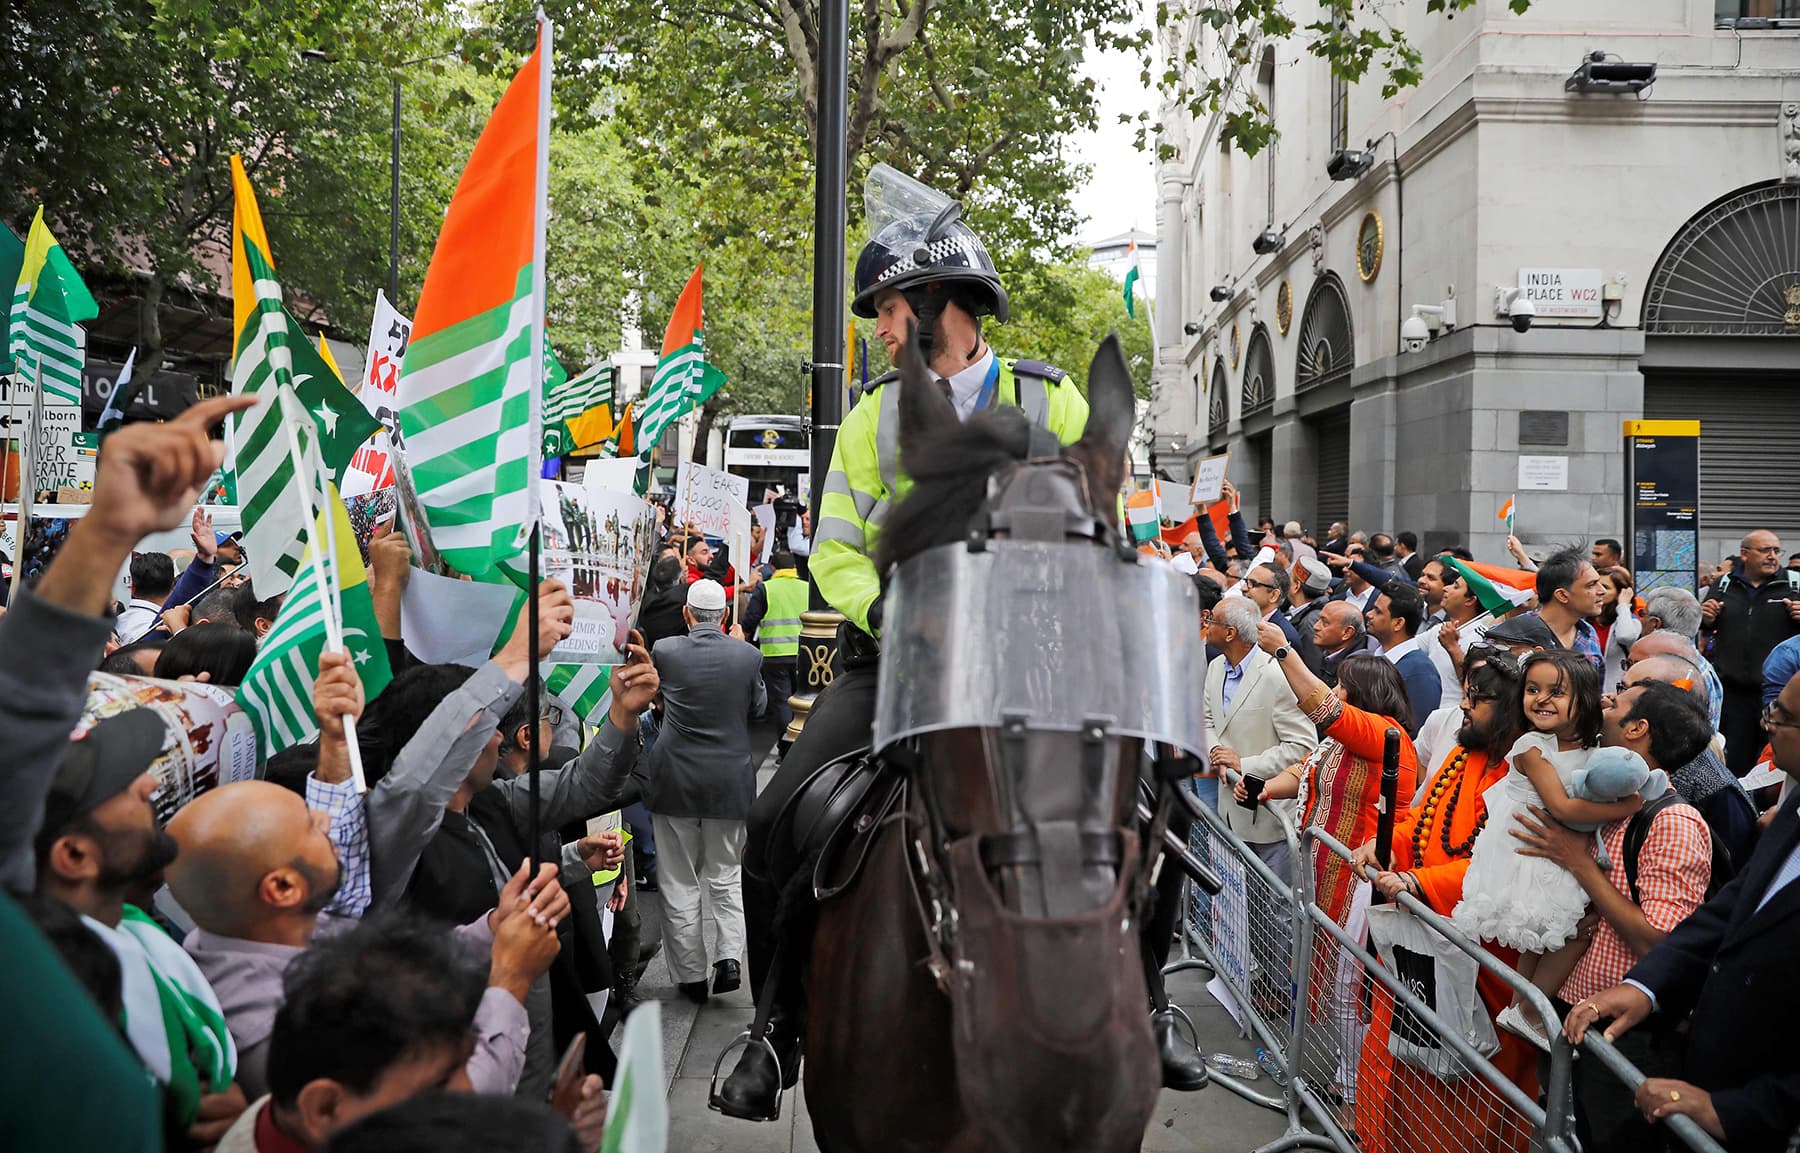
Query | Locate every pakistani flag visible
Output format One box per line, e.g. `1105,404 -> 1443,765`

396,21 -> 552,581
1122,237 -> 1141,320
238,483 -> 394,756
635,265 -> 726,467
227,156 -> 381,597
544,359 -> 613,458
7,207 -> 98,407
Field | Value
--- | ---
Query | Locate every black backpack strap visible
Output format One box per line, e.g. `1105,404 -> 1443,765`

1624,791 -> 1683,906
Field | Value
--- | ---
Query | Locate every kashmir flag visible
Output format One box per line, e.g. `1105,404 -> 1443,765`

601,1001 -> 668,1153
397,18 -> 553,580
546,662 -> 611,722
226,156 -> 384,597
1124,483 -> 1162,544
591,400 -> 637,459
634,265 -> 726,465
1122,237 -> 1142,320
544,360 -> 613,457
7,207 -> 98,407
238,483 -> 394,755
1439,554 -> 1535,618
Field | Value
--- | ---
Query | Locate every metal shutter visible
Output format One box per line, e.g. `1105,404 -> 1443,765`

1312,413 -> 1351,529
1643,375 -> 1800,541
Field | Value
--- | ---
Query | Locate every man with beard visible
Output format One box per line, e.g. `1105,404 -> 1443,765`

34,707 -> 245,1139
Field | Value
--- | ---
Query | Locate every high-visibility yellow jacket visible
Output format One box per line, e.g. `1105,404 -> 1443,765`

812,355 -> 1089,635
758,570 -> 807,659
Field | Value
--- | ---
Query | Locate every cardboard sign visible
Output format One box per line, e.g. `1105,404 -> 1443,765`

34,405 -> 93,493
341,291 -> 412,497
675,460 -> 750,540
1189,452 -> 1230,507
79,674 -> 261,826
540,481 -> 657,664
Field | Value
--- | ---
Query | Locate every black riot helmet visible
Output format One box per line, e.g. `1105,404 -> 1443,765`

851,164 -> 1009,325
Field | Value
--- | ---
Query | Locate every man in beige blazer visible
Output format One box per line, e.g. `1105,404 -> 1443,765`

1203,595 -> 1318,882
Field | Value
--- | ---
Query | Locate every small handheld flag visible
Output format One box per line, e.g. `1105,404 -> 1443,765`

1498,494 -> 1515,535
1122,237 -> 1141,320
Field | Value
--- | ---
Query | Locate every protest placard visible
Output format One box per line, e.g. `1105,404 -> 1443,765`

341,291 -> 412,497
1188,452 -> 1230,507
675,460 -> 750,540
540,480 -> 657,664
80,674 -> 261,825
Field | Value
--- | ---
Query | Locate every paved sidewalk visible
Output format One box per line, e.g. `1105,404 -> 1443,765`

633,742 -> 1295,1150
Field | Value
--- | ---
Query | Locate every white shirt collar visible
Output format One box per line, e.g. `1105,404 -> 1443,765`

1382,637 -> 1421,664
943,348 -> 996,421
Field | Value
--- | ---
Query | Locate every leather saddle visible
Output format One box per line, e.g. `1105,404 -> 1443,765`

765,748 -> 905,902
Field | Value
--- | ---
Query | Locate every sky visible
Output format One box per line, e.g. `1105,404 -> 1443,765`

1069,41 -> 1159,248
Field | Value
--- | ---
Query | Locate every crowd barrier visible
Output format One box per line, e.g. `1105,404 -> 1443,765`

1169,775 -> 1730,1153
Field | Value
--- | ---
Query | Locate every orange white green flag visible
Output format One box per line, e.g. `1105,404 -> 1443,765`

397,17 -> 553,580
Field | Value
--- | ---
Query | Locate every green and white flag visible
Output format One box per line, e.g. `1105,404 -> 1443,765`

635,265 -> 725,466
228,156 -> 381,596
544,358 -> 613,458
238,482 -> 394,756
601,1000 -> 667,1153
545,662 -> 611,722
1122,236 -> 1141,320
6,207 -> 97,407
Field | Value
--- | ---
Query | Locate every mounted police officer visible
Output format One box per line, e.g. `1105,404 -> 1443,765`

718,167 -> 1206,1122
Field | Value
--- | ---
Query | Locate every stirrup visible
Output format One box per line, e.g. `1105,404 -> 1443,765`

1161,1003 -> 1198,1050
707,1030 -> 785,1123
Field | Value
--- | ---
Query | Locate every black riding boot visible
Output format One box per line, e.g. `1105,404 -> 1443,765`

1154,1007 -> 1210,1091
1143,799 -> 1207,1090
714,1009 -> 803,1121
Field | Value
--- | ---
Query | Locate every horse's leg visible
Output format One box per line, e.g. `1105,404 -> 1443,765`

804,825 -> 980,1153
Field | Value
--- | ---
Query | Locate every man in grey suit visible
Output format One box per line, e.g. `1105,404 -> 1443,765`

645,578 -> 768,1003
1203,596 -> 1318,882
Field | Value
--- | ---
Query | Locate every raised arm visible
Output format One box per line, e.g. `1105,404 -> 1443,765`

307,650 -> 371,918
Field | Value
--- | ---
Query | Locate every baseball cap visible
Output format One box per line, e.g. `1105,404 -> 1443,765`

1298,557 -> 1333,596
36,710 -> 168,847
1482,612 -> 1560,652
687,578 -> 727,611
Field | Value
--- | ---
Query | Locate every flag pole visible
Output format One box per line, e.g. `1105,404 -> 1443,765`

525,8 -> 553,876
311,428 -> 369,794
276,386 -> 367,791
527,522 -> 542,874
8,361 -> 43,600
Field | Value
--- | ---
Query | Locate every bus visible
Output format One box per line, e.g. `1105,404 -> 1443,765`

723,414 -> 811,502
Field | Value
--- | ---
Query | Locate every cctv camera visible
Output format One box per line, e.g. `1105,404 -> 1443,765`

1400,314 -> 1430,353
1509,297 -> 1536,333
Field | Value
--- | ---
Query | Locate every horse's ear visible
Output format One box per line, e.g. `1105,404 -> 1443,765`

1068,334 -> 1135,510
896,320 -> 957,459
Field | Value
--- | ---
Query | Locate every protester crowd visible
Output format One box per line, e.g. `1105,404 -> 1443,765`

7,395 -> 1800,1153
3,401 -> 819,1152
1188,485 -> 1800,1152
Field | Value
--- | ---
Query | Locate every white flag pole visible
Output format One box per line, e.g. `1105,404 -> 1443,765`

9,360 -> 44,600
276,386 -> 367,792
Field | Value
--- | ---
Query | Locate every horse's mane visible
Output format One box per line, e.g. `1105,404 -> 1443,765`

874,405 -> 1033,573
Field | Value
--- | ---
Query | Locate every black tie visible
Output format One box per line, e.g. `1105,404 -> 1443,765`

937,377 -> 954,405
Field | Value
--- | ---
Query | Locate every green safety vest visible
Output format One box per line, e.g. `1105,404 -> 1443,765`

759,571 -> 808,658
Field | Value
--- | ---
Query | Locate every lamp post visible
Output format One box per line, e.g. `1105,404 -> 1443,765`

300,50 -> 460,304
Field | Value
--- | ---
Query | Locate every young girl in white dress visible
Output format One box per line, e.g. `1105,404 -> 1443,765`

1450,649 -> 1642,1043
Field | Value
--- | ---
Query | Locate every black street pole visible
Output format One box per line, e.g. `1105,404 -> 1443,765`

807,0 -> 848,543
389,76 -> 402,303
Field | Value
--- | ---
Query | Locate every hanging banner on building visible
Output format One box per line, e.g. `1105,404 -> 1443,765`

1623,420 -> 1700,593
342,291 -> 412,497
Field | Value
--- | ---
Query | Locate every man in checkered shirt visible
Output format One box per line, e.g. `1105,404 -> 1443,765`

1511,679 -> 1716,1153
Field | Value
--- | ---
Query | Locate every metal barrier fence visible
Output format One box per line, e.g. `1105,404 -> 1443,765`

1578,1032 -> 1731,1153
1170,778 -> 1609,1153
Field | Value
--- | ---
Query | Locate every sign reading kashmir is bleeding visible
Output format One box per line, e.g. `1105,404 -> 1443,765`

396,20 -> 553,581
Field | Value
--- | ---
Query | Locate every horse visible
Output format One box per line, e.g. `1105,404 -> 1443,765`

796,333 -> 1200,1153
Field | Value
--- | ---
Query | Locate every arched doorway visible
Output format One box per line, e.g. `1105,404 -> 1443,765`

1641,180 -> 1800,561
1296,273 -> 1355,529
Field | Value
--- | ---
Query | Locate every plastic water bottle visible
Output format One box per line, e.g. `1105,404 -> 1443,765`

1255,1046 -> 1289,1086
1205,1052 -> 1260,1080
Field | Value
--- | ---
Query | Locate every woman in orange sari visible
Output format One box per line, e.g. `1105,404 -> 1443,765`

1351,647 -> 1539,1153
1238,624 -> 1419,1108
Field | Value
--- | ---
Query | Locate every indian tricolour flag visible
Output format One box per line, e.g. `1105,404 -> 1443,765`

1125,482 -> 1162,544
634,265 -> 726,468
397,17 -> 553,580
1440,555 -> 1536,618
7,206 -> 97,407
1122,237 -> 1142,320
